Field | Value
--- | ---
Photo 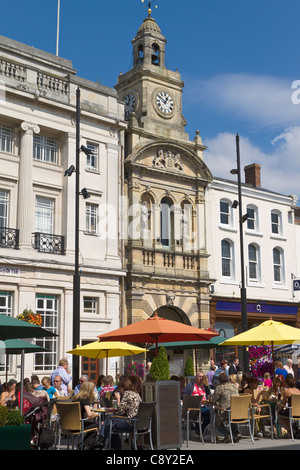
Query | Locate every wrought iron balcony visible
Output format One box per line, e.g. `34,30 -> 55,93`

0,227 -> 19,249
33,232 -> 65,255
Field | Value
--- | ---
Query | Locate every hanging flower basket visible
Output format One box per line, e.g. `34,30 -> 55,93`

125,362 -> 145,379
17,309 -> 42,327
249,345 -> 273,380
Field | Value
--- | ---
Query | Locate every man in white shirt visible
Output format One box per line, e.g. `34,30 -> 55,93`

53,375 -> 69,397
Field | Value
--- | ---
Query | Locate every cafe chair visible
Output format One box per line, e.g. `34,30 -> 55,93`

288,394 -> 300,441
108,401 -> 156,450
213,394 -> 254,445
51,396 -> 72,449
251,393 -> 273,439
181,395 -> 204,446
55,401 -> 98,450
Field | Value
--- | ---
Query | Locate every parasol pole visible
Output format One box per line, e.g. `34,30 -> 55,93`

20,350 -> 25,414
272,341 -> 275,378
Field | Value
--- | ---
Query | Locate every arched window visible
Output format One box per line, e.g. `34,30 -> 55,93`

138,44 -> 144,64
273,247 -> 284,283
220,199 -> 230,225
161,196 -> 174,248
248,243 -> 261,281
180,200 -> 193,249
151,43 -> 160,65
271,210 -> 282,235
221,239 -> 234,278
246,204 -> 259,232
219,198 -> 235,228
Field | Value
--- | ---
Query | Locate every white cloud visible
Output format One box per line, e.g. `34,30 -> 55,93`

184,73 -> 300,200
204,128 -> 300,200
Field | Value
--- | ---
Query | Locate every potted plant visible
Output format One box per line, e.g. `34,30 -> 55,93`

0,406 -> 31,450
184,356 -> 194,377
149,346 -> 169,381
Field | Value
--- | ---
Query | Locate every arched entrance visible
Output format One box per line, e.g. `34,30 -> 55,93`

153,305 -> 191,325
150,306 -> 193,376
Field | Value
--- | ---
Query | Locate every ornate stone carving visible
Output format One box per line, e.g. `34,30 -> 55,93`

153,149 -> 184,172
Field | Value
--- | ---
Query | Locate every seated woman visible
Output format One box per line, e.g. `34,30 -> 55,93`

72,380 -> 99,449
94,377 -> 141,450
243,377 -> 260,404
277,375 -> 300,438
238,373 -> 251,393
0,379 -> 17,406
128,376 -> 142,396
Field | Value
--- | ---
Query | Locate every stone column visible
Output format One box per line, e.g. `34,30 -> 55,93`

195,191 -> 206,252
17,122 -> 40,249
106,143 -> 120,259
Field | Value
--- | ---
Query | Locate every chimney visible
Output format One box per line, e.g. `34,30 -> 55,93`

244,163 -> 261,187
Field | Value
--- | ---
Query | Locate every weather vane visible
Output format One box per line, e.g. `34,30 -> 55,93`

141,0 -> 158,17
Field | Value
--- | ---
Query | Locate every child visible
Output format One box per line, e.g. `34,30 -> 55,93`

42,376 -> 58,399
263,372 -> 272,389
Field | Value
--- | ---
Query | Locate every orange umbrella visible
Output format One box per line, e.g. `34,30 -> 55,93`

98,312 -> 219,355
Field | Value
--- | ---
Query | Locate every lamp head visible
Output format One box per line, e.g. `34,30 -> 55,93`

80,145 -> 96,156
232,200 -> 239,209
242,213 -> 249,223
230,169 -> 238,175
80,188 -> 91,199
64,165 -> 76,177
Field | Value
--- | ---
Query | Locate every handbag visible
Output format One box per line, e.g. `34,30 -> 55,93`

38,425 -> 55,449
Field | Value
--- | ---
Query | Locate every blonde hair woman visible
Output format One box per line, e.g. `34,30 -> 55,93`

72,381 -> 98,449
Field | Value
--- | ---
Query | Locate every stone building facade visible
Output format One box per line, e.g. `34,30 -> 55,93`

115,13 -> 214,371
0,35 -> 126,381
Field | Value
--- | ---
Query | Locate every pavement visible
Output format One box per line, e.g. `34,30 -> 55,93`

184,434 -> 300,450
54,430 -> 300,453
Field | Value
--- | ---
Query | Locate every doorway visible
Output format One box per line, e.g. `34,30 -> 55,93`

80,341 -> 102,383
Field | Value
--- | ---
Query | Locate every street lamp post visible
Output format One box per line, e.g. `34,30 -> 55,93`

64,87 -> 92,388
231,133 -> 249,373
72,87 -> 81,388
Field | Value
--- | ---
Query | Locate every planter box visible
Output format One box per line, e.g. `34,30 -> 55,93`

0,424 -> 31,450
142,381 -> 182,450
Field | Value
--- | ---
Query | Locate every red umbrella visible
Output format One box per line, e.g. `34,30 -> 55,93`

98,312 -> 219,355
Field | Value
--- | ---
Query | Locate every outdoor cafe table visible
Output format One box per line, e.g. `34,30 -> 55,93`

91,406 -> 117,432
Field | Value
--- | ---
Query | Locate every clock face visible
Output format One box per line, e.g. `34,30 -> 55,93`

124,93 -> 136,117
156,91 -> 174,115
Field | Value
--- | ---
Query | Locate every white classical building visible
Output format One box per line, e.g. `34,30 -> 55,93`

206,162 -> 300,350
0,35 -> 126,382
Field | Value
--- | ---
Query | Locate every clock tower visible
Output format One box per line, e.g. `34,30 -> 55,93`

116,8 -> 193,151
116,7 -> 214,345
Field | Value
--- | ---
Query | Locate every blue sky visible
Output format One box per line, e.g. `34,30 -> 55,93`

1,0 -> 300,200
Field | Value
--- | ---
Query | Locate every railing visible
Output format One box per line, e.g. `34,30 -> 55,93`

36,72 -> 69,95
0,227 -> 19,249
0,59 -> 26,82
33,232 -> 65,255
163,253 -> 175,267
143,250 -> 155,265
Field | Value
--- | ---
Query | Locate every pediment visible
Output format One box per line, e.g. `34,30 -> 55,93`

126,142 -> 213,181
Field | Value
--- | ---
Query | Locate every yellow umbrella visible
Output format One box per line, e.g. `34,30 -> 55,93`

220,319 -> 300,375
67,340 -> 148,374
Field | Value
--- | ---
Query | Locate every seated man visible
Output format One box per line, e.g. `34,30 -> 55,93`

183,370 -> 210,433
209,371 -> 241,443
53,375 -> 69,397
